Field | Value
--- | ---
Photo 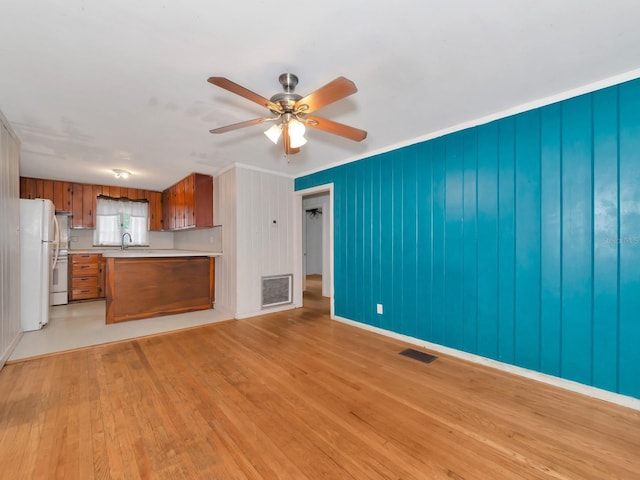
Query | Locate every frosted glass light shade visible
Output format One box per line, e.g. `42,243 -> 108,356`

288,120 -> 307,148
264,124 -> 283,144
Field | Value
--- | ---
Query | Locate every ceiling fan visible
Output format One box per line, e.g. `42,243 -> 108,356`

207,73 -> 367,157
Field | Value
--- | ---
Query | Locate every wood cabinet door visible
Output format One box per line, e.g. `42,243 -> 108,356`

41,180 -> 54,203
70,183 -> 97,228
98,255 -> 106,298
194,173 -> 214,228
53,181 -> 72,212
161,189 -> 171,231
171,185 -> 179,230
82,184 -> 96,228
184,174 -> 195,227
148,191 -> 163,231
71,183 -> 84,227
19,177 -> 54,203
20,177 -> 37,199
175,182 -> 185,229
160,173 -> 213,231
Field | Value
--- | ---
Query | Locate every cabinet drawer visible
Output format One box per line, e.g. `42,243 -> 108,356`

71,254 -> 100,264
71,276 -> 98,288
71,263 -> 98,276
70,287 -> 99,300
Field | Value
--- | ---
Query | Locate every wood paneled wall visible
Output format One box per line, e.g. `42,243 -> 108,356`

296,77 -> 640,400
215,166 -> 294,318
212,170 -> 237,314
0,111 -> 22,367
236,167 -> 294,317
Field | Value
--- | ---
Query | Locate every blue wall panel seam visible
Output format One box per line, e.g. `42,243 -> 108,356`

615,86 -> 621,393
474,130 -> 479,353
559,104 -> 565,379
512,123 -> 517,362
538,110 -> 543,372
589,94 -> 595,386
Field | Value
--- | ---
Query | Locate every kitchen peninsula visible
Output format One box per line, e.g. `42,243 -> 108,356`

102,250 -> 221,324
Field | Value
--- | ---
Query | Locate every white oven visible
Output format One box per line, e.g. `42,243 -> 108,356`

50,253 -> 68,305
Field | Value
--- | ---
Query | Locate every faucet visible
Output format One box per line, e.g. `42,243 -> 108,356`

121,232 -> 132,250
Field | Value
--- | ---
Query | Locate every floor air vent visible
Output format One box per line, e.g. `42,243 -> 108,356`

399,348 -> 438,364
261,274 -> 293,308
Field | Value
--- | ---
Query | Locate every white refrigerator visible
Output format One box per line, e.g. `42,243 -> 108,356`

20,198 -> 58,331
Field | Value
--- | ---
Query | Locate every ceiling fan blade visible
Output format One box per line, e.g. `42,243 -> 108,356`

208,77 -> 283,113
209,117 -> 276,134
303,116 -> 367,142
294,77 -> 358,114
282,123 -> 300,155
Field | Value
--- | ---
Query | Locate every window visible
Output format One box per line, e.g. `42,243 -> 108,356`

93,196 -> 149,246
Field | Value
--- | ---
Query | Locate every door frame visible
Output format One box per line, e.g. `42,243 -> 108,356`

293,183 -> 334,316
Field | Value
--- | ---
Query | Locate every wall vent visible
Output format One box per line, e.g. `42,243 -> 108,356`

261,274 -> 293,308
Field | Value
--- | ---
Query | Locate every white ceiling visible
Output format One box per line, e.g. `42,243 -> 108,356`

2,1 -> 640,191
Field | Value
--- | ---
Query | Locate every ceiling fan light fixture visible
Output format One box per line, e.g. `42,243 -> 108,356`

290,135 -> 307,149
112,169 -> 130,179
288,119 -> 307,148
264,123 -> 282,144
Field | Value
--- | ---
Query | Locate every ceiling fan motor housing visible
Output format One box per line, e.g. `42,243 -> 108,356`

270,73 -> 303,114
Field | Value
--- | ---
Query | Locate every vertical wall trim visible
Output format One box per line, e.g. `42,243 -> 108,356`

615,87 -> 621,392
589,95 -> 596,384
558,105 -> 565,378
537,110 -> 543,369
511,123 -> 517,361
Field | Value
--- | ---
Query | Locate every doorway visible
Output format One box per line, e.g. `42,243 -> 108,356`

294,184 -> 333,316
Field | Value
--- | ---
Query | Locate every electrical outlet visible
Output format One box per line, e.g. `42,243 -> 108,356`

376,304 -> 383,315
209,236 -> 214,244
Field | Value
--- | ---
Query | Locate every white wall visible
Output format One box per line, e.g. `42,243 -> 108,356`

173,226 -> 222,252
0,110 -> 23,367
234,166 -> 294,318
69,229 -> 175,249
214,167 -> 238,315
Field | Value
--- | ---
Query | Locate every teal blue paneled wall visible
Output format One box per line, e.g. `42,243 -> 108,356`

295,78 -> 640,399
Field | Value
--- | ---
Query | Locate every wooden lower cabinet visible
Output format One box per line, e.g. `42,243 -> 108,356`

105,256 -> 214,324
69,253 -> 104,301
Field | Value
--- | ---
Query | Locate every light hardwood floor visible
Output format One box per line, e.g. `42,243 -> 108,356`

1,276 -> 638,479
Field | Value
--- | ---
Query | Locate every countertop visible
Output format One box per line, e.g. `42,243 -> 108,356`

69,249 -> 222,258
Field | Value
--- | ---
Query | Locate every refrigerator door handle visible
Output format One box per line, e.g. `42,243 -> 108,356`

51,215 -> 60,271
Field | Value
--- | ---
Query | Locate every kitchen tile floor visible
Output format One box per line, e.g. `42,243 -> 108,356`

8,301 -> 234,362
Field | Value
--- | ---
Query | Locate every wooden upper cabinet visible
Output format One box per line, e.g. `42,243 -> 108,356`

19,177 -> 54,204
20,177 -> 36,199
184,173 -> 195,227
71,183 -> 92,228
161,188 -> 172,231
147,191 -> 163,231
161,173 -> 213,231
21,177 -> 73,213
191,173 -> 213,228
53,181 -> 72,212
20,176 -> 182,232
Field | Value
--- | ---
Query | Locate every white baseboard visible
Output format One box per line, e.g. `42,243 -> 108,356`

235,303 -> 298,320
332,315 -> 640,412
